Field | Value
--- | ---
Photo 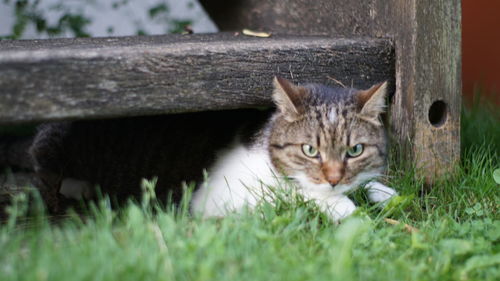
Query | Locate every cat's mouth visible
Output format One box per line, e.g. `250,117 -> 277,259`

309,175 -> 359,194
290,173 -> 347,194
316,176 -> 351,188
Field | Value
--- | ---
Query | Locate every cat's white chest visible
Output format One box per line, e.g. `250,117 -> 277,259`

191,143 -> 278,217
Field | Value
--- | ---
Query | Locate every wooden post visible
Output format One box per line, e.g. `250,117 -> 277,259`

201,0 -> 462,182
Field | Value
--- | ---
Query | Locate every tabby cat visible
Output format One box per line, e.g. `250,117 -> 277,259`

30,77 -> 396,221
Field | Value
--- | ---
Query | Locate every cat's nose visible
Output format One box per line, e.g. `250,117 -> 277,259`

322,161 -> 344,186
327,174 -> 342,186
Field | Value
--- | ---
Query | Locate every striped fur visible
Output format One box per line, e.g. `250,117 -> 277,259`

267,78 -> 388,194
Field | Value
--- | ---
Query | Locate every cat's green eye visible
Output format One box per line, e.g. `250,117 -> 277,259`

346,144 -> 364,158
301,144 -> 319,158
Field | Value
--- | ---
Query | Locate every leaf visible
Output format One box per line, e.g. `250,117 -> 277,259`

381,194 -> 414,217
485,221 -> 500,241
384,218 -> 419,233
493,168 -> 500,184
465,207 -> 474,215
148,3 -> 169,18
410,232 -> 429,249
439,239 -> 473,256
460,254 -> 500,279
242,29 -> 271,38
384,194 -> 414,209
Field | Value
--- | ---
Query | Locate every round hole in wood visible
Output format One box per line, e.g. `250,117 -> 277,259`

428,100 -> 448,127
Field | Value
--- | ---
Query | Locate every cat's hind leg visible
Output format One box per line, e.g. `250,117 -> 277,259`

364,181 -> 397,204
29,123 -> 70,213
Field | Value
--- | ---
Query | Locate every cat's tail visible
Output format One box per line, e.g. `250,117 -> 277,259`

0,136 -> 34,171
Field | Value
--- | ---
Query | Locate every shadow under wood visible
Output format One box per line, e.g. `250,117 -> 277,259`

1,108 -> 273,219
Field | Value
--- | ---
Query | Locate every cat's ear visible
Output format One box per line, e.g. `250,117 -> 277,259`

356,81 -> 388,126
272,76 -> 308,122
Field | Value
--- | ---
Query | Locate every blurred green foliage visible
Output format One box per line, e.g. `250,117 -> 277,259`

1,0 -> 194,39
2,0 -> 92,39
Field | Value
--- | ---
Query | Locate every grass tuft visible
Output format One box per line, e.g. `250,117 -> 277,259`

0,101 -> 499,281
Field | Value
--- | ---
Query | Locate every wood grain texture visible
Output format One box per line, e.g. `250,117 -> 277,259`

200,0 -> 462,181
413,0 -> 461,180
0,33 -> 394,124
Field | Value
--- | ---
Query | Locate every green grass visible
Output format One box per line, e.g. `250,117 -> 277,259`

1,102 -> 499,281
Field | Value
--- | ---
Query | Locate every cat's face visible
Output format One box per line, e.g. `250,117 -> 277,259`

268,77 -> 388,194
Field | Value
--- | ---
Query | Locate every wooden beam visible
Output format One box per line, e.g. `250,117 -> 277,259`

200,0 -> 461,182
0,33 -> 393,124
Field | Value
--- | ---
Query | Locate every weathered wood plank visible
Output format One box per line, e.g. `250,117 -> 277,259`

200,0 -> 461,182
0,33 -> 394,124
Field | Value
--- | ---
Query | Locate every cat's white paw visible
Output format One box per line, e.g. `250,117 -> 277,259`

365,181 -> 397,205
59,178 -> 93,200
320,196 -> 357,222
